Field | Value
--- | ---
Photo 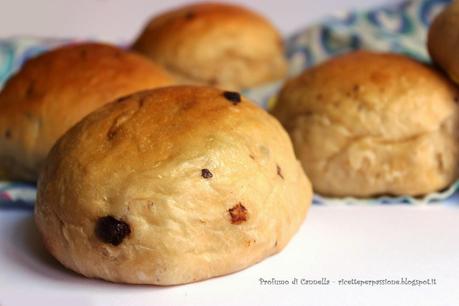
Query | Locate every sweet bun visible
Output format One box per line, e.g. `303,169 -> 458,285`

0,43 -> 174,181
272,51 -> 459,197
35,85 -> 312,285
132,2 -> 287,90
428,0 -> 459,83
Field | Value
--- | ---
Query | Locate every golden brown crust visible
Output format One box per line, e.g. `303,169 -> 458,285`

132,2 -> 287,90
35,85 -> 312,285
428,0 -> 459,84
272,51 -> 459,197
0,42 -> 174,181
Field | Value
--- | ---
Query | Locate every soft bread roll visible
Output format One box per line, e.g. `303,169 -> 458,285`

272,51 -> 459,197
428,0 -> 459,83
0,43 -> 174,181
132,2 -> 287,90
35,85 -> 312,285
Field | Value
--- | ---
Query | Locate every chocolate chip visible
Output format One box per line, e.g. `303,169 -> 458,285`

276,164 -> 284,179
80,49 -> 87,59
95,216 -> 131,246
201,168 -> 213,179
454,96 -> 459,103
228,203 -> 248,224
223,91 -> 241,105
4,129 -> 11,139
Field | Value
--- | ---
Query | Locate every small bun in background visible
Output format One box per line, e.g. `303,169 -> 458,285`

273,51 -> 459,197
132,2 -> 287,90
428,0 -> 459,84
0,42 -> 174,181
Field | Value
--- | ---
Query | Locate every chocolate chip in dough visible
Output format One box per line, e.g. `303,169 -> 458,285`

276,164 -> 284,179
95,216 -> 131,246
228,203 -> 248,224
201,168 -> 213,179
223,91 -> 241,105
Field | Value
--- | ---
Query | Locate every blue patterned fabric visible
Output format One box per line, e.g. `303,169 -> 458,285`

0,0 -> 456,208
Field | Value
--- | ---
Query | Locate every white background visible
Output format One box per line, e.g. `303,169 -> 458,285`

0,0 -> 399,41
1,1 -> 458,306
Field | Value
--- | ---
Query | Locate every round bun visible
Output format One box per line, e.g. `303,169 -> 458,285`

0,43 -> 174,181
132,2 -> 287,90
428,0 -> 459,83
272,51 -> 459,197
35,85 -> 312,285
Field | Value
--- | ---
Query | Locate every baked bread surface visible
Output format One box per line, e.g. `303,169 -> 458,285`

273,51 -> 459,197
133,2 -> 287,90
0,42 -> 174,181
35,85 -> 312,285
428,0 -> 459,84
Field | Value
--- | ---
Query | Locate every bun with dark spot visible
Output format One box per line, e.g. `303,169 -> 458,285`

35,85 -> 312,285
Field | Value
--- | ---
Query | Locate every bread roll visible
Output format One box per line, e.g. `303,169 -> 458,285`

0,43 -> 174,181
132,2 -> 287,90
428,0 -> 459,84
35,85 -> 312,285
272,51 -> 459,197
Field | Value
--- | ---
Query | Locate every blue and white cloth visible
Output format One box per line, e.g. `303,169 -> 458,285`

0,0 -> 456,208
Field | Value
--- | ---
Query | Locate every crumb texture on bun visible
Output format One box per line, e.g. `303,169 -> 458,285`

133,2 -> 287,90
273,51 -> 459,197
0,42 -> 174,181
35,85 -> 312,285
